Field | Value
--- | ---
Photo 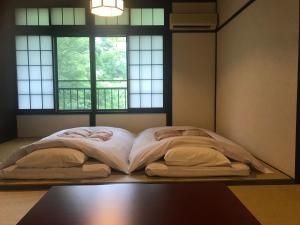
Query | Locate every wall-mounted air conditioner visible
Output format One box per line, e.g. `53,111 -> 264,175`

170,13 -> 217,31
170,2 -> 217,31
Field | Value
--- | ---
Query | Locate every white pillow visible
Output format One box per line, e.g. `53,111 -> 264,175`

16,148 -> 88,168
164,147 -> 231,167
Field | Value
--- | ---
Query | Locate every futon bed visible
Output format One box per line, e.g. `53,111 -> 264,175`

0,126 -> 271,180
0,126 -> 135,179
129,126 -> 271,177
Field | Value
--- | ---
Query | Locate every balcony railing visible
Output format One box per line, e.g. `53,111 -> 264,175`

58,87 -> 127,110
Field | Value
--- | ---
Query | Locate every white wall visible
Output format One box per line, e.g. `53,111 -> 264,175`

216,0 -> 299,177
173,33 -> 215,130
17,115 -> 90,137
96,114 -> 166,134
217,0 -> 250,25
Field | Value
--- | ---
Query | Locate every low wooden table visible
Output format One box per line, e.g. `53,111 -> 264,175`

17,183 -> 261,225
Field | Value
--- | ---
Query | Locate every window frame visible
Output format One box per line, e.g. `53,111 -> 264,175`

13,1 -> 172,125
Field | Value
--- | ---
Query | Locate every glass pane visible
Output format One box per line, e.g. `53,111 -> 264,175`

30,81 -> 42,94
29,51 -> 41,65
17,66 -> 29,80
152,51 -> 163,64
51,8 -> 63,25
129,36 -> 139,50
29,66 -> 41,79
15,8 -> 27,25
152,36 -> 163,50
57,37 -> 91,110
130,94 -> 140,108
140,51 -> 151,64
130,80 -> 140,93
18,95 -> 30,109
41,51 -> 53,65
152,94 -> 163,107
38,8 -> 49,25
152,65 -> 163,79
141,94 -> 151,107
31,95 -> 43,109
16,36 -> 27,50
95,37 -> 127,110
153,9 -> 164,25
95,16 -> 106,25
118,8 -> 129,25
62,8 -> 74,25
140,36 -> 151,50
27,8 -> 39,25
131,9 -> 141,25
40,36 -> 52,50
140,80 -> 151,93
43,95 -> 54,109
140,65 -> 151,79
130,51 -> 139,64
28,36 -> 40,50
74,8 -> 85,25
16,51 -> 28,65
152,80 -> 163,93
42,66 -> 53,79
42,81 -> 53,94
107,17 -> 118,25
141,9 -> 152,25
129,66 -> 139,79
18,81 -> 30,94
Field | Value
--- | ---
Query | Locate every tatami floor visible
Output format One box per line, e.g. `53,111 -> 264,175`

0,185 -> 299,225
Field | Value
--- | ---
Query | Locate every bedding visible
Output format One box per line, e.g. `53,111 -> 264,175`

145,161 -> 250,177
0,127 -> 135,174
16,148 -> 88,168
164,146 -> 231,167
0,161 -> 111,179
129,126 -> 271,173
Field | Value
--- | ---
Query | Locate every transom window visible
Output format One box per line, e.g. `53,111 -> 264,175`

14,6 -> 167,112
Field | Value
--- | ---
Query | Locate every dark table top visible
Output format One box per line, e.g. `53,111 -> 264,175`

17,183 -> 261,225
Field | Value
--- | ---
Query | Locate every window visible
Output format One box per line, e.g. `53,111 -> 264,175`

96,37 -> 127,110
14,6 -> 168,113
57,37 -> 91,110
51,8 -> 86,25
16,35 -> 54,109
129,36 -> 163,108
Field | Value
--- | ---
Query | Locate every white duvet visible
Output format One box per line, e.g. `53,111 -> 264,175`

129,126 -> 272,173
0,127 -> 135,174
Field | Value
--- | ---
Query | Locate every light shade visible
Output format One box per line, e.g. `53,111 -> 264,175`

91,0 -> 124,17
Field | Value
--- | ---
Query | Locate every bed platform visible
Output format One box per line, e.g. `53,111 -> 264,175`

0,138 -> 293,188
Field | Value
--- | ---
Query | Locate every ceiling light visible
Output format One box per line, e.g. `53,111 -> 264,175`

91,0 -> 124,17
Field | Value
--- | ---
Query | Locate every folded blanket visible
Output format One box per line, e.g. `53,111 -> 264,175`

0,127 -> 135,174
58,128 -> 113,141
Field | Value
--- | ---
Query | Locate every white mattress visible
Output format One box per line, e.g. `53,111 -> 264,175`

145,161 -> 250,177
0,161 -> 111,180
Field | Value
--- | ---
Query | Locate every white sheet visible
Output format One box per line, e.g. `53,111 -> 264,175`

0,127 -> 135,174
0,161 -> 111,180
129,126 -> 271,173
145,161 -> 250,177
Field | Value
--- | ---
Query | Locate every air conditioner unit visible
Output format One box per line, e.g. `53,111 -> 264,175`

170,3 -> 217,31
170,13 -> 217,31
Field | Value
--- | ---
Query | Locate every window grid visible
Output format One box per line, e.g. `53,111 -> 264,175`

129,35 -> 163,108
16,36 -> 54,110
15,8 -> 50,26
95,8 -> 130,25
